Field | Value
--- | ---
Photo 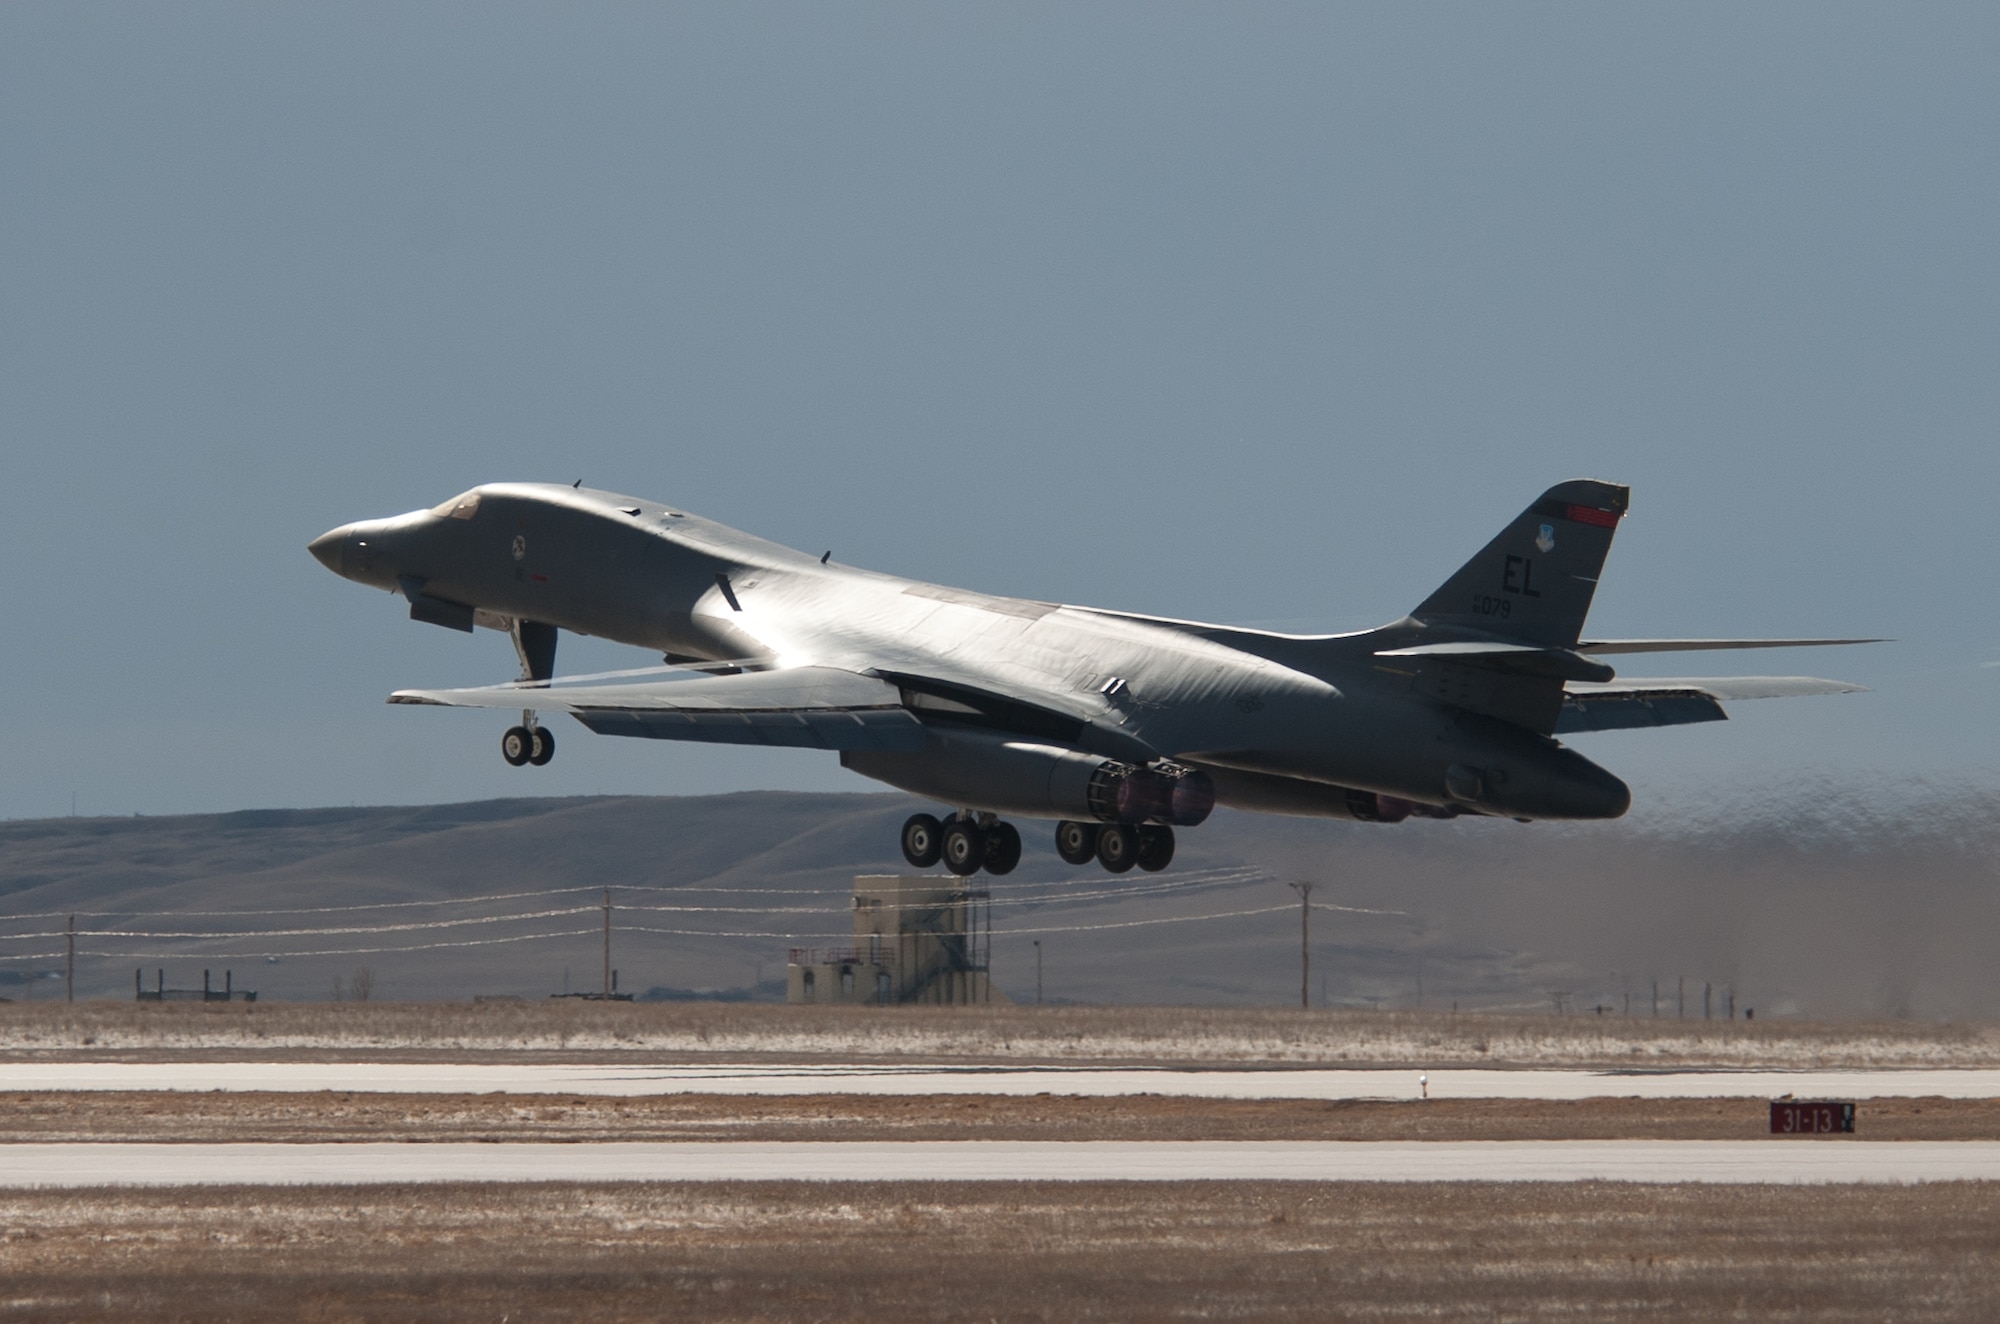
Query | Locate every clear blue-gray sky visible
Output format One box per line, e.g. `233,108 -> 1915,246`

3,4 -> 1994,821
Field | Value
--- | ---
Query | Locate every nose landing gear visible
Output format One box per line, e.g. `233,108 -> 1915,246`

501,622 -> 560,769
502,711 -> 555,768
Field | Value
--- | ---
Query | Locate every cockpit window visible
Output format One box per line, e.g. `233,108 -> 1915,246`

431,491 -> 482,520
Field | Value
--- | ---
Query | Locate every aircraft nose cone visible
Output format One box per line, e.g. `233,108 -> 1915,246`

308,526 -> 348,575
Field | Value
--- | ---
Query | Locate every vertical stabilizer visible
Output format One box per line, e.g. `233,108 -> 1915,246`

1412,480 -> 1629,646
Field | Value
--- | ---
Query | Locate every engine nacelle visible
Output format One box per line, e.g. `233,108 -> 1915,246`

842,729 -> 1213,825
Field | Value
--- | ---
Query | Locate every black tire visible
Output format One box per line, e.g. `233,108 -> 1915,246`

1136,824 -> 1175,872
984,821 -> 1022,876
1055,820 -> 1099,866
941,819 -> 986,876
1096,823 -> 1139,873
900,813 -> 944,868
528,726 -> 556,766
501,726 -> 533,767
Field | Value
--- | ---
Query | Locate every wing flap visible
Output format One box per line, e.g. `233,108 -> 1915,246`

389,666 -> 927,752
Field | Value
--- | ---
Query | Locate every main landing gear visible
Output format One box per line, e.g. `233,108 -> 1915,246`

900,813 -> 1174,877
501,713 -> 555,768
1055,819 -> 1174,874
901,812 -> 1022,877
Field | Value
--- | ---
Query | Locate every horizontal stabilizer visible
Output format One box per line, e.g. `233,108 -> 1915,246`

390,666 -> 927,752
1556,675 -> 1866,733
1374,641 -> 1615,683
1577,638 -> 1884,655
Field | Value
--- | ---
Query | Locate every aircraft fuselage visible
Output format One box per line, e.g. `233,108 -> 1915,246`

310,482 -> 1631,825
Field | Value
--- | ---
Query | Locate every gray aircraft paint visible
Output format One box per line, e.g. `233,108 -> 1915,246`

310,480 -> 1870,843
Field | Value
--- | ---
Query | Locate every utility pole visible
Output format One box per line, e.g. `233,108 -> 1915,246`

1033,940 -> 1042,1006
602,889 -> 612,997
66,915 -> 75,1003
1288,883 -> 1313,1009
1678,977 -> 1685,1018
1652,981 -> 1658,1017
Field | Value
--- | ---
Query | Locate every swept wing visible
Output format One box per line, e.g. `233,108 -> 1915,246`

389,666 -> 927,751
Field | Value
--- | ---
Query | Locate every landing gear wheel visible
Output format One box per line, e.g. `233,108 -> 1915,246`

501,726 -> 533,767
900,813 -> 944,868
528,726 -> 556,766
984,822 -> 1022,876
1096,824 -> 1139,873
941,819 -> 987,877
1055,820 -> 1099,866
1136,824 -> 1175,872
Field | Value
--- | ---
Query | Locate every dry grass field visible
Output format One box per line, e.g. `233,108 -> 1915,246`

3,1001 -> 1996,1069
4,1091 -> 1999,1144
2,1180 -> 1997,1322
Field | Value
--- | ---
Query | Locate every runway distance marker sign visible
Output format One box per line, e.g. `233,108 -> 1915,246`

1770,1100 -> 1856,1135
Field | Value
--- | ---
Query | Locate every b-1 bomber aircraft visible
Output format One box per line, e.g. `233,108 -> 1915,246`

310,479 -> 1873,877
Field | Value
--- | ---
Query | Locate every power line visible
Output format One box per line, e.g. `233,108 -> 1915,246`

73,926 -> 604,961
0,871 -> 1278,939
0,865 -> 1277,924
0,906 -> 601,941
0,869 -> 1407,964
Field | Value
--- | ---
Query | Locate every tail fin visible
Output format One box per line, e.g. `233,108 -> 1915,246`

1412,480 -> 1629,646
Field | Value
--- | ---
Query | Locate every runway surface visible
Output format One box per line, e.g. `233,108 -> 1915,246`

3,1140 -> 1997,1186
7,1061 -> 2000,1100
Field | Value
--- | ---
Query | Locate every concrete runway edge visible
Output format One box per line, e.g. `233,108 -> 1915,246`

5,1140 -> 2000,1186
10,1062 -> 2000,1099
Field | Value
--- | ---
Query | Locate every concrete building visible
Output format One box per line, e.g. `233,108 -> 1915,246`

787,875 -> 1001,1006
